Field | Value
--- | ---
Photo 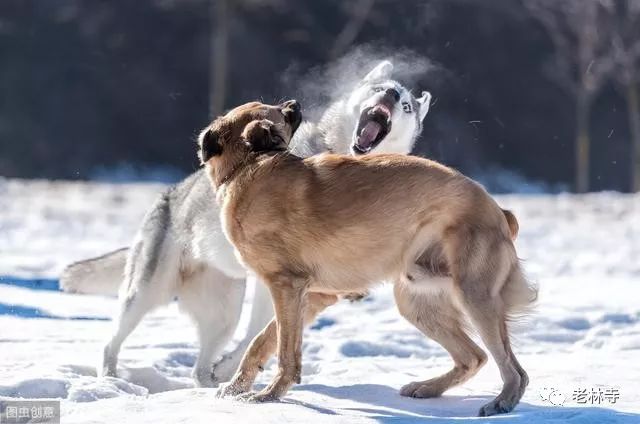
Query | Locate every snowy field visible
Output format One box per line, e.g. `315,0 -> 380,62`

0,177 -> 639,423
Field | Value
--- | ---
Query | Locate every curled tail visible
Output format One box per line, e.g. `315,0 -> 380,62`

60,248 -> 128,296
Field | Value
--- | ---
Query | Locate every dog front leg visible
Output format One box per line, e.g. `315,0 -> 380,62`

216,289 -> 337,400
242,279 -> 307,402
240,292 -> 338,402
215,316 -> 277,398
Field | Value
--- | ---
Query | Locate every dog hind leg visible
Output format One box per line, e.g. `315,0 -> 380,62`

100,227 -> 179,378
447,230 -> 529,416
463,295 -> 526,417
394,281 -> 487,398
101,273 -> 177,377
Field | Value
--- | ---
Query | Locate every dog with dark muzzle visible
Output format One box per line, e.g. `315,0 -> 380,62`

203,101 -> 536,417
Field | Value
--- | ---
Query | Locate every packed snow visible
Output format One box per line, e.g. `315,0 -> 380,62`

0,177 -> 639,423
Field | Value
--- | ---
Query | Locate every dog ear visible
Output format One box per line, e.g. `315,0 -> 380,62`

244,119 -> 276,152
363,60 -> 393,82
417,91 -> 432,121
198,128 -> 222,164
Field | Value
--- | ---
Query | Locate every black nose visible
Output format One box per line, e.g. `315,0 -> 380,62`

385,88 -> 400,102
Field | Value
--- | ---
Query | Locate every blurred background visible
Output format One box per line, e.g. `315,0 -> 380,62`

1,0 -> 639,192
1,4 -> 639,417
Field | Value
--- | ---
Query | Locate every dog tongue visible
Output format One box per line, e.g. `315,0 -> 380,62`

358,121 -> 381,148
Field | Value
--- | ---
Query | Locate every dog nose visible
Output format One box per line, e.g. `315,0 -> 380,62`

281,100 -> 300,113
281,100 -> 302,130
385,88 -> 400,102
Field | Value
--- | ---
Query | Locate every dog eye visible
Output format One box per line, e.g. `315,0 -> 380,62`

402,102 -> 412,113
373,87 -> 383,93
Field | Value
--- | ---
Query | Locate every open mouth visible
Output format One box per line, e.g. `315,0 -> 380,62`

352,104 -> 392,154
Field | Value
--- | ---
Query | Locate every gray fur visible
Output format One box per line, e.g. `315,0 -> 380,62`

60,60 -> 432,387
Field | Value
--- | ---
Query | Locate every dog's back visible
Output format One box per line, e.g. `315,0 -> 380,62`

225,153 -> 510,289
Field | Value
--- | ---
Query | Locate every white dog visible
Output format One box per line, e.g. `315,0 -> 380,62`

60,61 -> 432,386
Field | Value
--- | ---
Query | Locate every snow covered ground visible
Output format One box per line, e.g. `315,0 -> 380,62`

0,177 -> 639,423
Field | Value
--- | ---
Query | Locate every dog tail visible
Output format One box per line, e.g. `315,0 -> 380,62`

59,248 -> 128,296
501,261 -> 538,320
502,209 -> 519,241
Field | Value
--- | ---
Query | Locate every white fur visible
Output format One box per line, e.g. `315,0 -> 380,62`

66,61 -> 432,387
315,61 -> 431,157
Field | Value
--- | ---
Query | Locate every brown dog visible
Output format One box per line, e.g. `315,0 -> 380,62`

200,101 -> 536,416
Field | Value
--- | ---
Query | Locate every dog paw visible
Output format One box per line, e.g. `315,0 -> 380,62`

478,397 -> 517,416
100,366 -> 118,378
399,380 -> 443,398
193,370 -> 217,388
237,390 -> 280,403
216,382 -> 248,398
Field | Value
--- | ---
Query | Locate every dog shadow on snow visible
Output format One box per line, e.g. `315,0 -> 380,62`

287,383 -> 639,423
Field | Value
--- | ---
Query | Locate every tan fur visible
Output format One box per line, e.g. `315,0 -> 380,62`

503,209 -> 519,240
203,102 -> 537,416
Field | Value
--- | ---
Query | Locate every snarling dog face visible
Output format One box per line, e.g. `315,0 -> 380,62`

198,100 -> 302,186
347,61 -> 431,155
